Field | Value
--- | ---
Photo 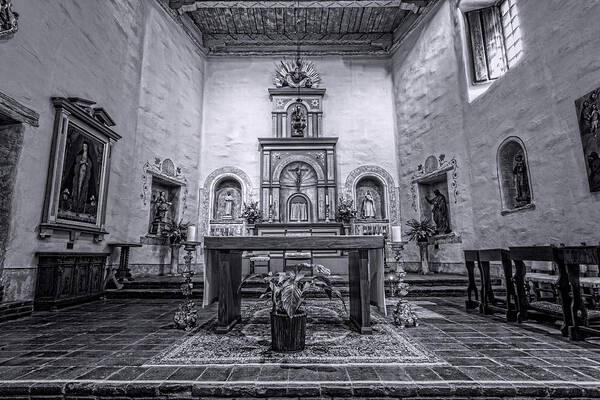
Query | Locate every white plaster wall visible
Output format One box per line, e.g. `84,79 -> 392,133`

391,0 -> 600,265
201,56 -> 398,205
0,0 -> 205,300
391,1 -> 475,265
459,0 -> 600,248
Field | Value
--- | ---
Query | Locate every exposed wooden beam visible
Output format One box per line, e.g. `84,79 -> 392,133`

171,1 -> 426,11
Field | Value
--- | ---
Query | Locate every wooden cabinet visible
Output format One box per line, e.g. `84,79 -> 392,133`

35,252 -> 109,310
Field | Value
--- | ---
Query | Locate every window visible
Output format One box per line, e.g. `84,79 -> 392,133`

466,0 -> 522,84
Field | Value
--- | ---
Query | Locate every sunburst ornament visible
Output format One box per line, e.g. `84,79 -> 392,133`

273,57 -> 321,89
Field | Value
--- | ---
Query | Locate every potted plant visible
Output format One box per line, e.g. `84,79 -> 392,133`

241,201 -> 263,224
405,218 -> 436,275
243,263 -> 346,352
242,201 -> 263,235
336,197 -> 357,234
161,218 -> 190,275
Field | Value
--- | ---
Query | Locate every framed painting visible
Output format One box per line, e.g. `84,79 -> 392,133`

575,87 -> 600,192
40,97 -> 121,242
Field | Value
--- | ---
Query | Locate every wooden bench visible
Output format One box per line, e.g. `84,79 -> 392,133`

509,246 -> 572,335
558,246 -> 600,340
478,249 -> 517,322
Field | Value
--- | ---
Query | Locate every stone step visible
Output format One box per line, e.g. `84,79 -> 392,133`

105,284 -> 506,300
120,273 -> 490,290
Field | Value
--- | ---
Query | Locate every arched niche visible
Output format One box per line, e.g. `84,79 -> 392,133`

497,137 -> 534,213
278,161 -> 318,222
213,177 -> 242,221
355,176 -> 386,220
287,102 -> 309,137
287,193 -> 311,222
200,167 -> 253,235
345,166 -> 398,224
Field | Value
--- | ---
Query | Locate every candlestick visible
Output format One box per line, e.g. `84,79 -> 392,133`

186,225 -> 197,242
391,226 -> 402,242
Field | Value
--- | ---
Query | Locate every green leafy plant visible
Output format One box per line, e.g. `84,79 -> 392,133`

243,263 -> 346,318
241,201 -> 263,224
161,218 -> 190,245
405,218 -> 436,243
336,197 -> 357,223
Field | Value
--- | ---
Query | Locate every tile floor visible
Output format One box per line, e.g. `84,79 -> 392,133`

0,297 -> 599,398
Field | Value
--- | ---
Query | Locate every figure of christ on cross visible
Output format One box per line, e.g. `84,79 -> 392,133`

289,165 -> 309,192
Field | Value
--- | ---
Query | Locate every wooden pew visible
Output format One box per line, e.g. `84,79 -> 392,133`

558,246 -> 600,340
509,246 -> 571,336
463,250 -> 479,310
478,249 -> 517,322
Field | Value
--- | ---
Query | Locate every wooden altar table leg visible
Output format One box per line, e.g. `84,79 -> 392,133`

216,250 -> 243,333
348,249 -> 372,334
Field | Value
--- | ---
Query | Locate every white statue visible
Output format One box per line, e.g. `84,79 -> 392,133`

223,190 -> 234,218
362,190 -> 376,219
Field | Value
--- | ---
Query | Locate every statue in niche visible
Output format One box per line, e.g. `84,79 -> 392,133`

290,197 -> 308,222
426,189 -> 451,234
150,191 -> 171,234
512,153 -> 531,205
361,190 -> 377,219
71,142 -> 93,213
291,104 -> 307,137
223,190 -> 234,219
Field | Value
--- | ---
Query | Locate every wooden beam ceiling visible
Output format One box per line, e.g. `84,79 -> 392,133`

168,0 -> 435,55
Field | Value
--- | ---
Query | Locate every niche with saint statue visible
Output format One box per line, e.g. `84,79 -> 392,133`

497,138 -> 534,213
355,177 -> 386,221
213,178 -> 242,222
148,177 -> 180,235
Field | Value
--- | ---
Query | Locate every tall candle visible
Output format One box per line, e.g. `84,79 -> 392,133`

269,194 -> 273,206
186,225 -> 197,242
391,225 -> 402,242
325,194 -> 329,206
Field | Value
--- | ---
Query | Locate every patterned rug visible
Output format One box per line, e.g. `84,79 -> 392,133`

148,300 -> 442,366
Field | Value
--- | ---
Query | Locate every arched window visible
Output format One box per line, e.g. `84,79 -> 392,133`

497,137 -> 533,213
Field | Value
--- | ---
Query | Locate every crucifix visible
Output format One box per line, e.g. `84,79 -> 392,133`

289,165 -> 309,192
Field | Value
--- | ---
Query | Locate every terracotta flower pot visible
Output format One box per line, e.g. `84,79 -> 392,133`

270,311 -> 306,352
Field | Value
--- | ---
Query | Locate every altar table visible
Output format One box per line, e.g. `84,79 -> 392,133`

203,235 -> 386,334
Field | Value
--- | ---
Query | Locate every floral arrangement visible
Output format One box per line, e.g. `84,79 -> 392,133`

243,263 -> 346,318
161,218 -> 190,245
336,197 -> 357,223
241,201 -> 263,224
405,218 -> 436,243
